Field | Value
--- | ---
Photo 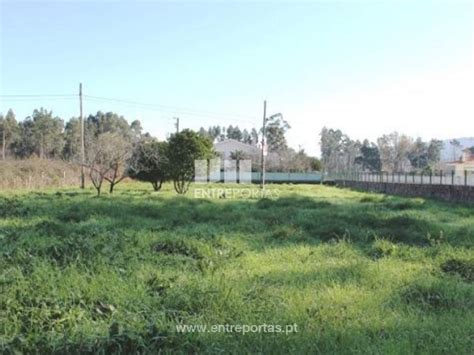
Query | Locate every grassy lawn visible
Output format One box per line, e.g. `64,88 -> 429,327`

0,183 -> 473,354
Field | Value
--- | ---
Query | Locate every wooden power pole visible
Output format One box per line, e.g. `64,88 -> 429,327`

80,83 -> 85,189
174,117 -> 180,134
260,100 -> 267,189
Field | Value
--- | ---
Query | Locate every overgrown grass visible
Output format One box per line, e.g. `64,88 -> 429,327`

0,183 -> 473,354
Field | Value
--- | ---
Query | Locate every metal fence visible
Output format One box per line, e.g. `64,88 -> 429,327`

330,170 -> 474,186
251,172 -> 322,183
204,171 -> 323,183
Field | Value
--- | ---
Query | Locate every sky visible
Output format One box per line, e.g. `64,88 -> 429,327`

1,0 -> 473,156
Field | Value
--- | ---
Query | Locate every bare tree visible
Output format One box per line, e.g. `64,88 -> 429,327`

377,132 -> 413,173
88,132 -> 131,196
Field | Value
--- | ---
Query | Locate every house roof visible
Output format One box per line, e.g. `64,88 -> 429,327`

214,139 -> 259,152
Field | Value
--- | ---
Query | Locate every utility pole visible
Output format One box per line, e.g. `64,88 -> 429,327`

260,100 -> 267,189
174,117 -> 180,134
79,83 -> 85,189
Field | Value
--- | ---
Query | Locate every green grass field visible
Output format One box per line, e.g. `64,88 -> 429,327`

0,183 -> 473,354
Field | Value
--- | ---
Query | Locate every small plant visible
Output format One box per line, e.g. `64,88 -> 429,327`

426,231 -> 444,246
369,238 -> 398,259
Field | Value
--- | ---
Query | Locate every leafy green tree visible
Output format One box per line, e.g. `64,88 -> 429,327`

13,119 -> 35,158
0,109 -> 19,160
407,138 -> 443,172
308,157 -> 322,171
128,139 -> 169,191
203,126 -> 223,142
226,125 -> 243,141
242,129 -> 252,144
86,111 -> 131,138
167,129 -> 214,194
407,138 -> 428,170
265,114 -> 290,152
63,117 -> 82,161
355,140 -> 382,172
427,139 -> 443,168
13,108 -> 64,159
130,120 -> 143,143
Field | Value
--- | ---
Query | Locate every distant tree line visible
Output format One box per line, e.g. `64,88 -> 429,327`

0,108 -> 214,195
198,125 -> 260,145
1,107 -> 324,194
320,127 -> 444,174
0,108 -> 143,161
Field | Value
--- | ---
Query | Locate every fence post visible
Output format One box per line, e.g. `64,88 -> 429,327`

440,170 -> 443,185
421,172 -> 424,184
452,170 -> 455,185
465,170 -> 468,186
429,171 -> 432,184
405,173 -> 408,184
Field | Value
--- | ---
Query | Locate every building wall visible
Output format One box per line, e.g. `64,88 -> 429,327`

462,149 -> 473,162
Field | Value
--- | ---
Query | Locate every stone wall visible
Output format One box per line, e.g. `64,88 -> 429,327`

335,180 -> 474,203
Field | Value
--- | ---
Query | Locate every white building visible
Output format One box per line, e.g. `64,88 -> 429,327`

447,147 -> 474,175
214,139 -> 260,160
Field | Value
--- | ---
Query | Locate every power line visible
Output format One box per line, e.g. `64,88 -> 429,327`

0,94 -> 76,98
0,97 -> 77,102
83,96 -> 256,125
1,91 -> 260,125
83,94 -> 257,123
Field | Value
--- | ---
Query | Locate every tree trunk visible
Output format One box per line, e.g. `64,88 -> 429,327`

108,164 -> 119,194
173,179 -> 189,194
40,133 -> 44,159
152,180 -> 163,191
2,128 -> 5,160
